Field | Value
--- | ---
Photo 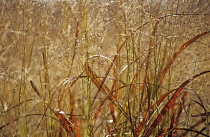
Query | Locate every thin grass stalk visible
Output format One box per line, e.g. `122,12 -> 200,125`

41,45 -> 54,134
68,21 -> 79,77
158,30 -> 210,86
87,36 -> 130,129
84,3 -> 93,136
0,114 -> 59,130
18,3 -> 28,135
143,71 -> 210,137
84,61 -> 128,119
30,80 -> 75,136
2,1 -> 210,136
168,91 -> 187,137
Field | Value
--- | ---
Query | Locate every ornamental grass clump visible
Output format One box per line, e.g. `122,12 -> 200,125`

1,0 -> 210,136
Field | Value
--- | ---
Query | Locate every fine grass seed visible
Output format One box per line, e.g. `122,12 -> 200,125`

1,0 -> 210,136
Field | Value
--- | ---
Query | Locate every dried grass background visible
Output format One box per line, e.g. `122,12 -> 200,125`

1,0 -> 210,136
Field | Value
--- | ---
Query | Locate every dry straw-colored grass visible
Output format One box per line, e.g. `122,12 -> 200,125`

1,0 -> 210,136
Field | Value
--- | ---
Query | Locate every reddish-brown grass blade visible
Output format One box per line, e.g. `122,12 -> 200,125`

159,30 -> 210,86
30,80 -> 75,136
84,62 -> 129,120
54,110 -> 75,136
136,89 -> 176,134
168,91 -> 187,137
109,101 -> 116,123
55,74 -> 84,137
92,95 -> 110,125
143,71 -> 210,137
30,80 -> 43,99
84,61 -> 116,101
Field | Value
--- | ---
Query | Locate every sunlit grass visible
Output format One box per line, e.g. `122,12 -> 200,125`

1,0 -> 210,136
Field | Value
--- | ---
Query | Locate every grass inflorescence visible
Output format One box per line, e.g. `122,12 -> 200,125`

1,0 -> 210,136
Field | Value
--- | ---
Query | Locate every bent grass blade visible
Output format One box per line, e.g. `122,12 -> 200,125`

159,30 -> 210,86
142,71 -> 210,137
84,61 -> 129,120
30,80 -> 75,136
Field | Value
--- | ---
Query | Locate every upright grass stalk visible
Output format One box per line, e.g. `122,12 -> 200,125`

143,71 -> 210,137
19,2 -> 28,135
81,0 -> 93,136
1,0 -> 210,136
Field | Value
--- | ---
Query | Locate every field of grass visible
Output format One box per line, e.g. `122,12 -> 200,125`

1,0 -> 210,136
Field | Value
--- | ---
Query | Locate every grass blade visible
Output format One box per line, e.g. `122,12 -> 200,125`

159,30 -> 210,86
143,71 -> 210,137
30,80 -> 75,136
84,61 -> 129,120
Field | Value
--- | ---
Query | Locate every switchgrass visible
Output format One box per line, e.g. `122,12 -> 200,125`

1,0 -> 210,136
